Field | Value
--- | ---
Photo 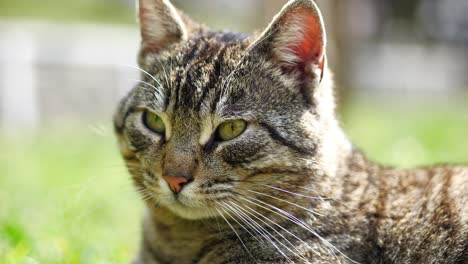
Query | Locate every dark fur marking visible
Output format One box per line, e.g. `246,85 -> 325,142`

173,42 -> 207,109
225,151 -> 269,168
195,45 -> 227,111
259,122 -> 316,155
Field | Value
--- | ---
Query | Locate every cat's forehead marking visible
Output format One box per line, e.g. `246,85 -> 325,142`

162,36 -> 247,113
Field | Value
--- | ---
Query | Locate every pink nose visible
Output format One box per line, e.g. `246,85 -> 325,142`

163,175 -> 189,193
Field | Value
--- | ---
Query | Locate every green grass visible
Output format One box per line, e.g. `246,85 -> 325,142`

0,125 -> 141,264
1,101 -> 467,263
342,99 -> 468,167
0,0 -> 135,24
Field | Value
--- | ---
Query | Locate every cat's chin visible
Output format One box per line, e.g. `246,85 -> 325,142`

165,201 -> 217,220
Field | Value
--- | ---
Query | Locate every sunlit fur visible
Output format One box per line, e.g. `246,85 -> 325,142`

114,1 -> 468,263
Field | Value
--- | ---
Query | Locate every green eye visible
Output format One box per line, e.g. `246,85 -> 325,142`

217,120 -> 247,141
143,111 -> 166,134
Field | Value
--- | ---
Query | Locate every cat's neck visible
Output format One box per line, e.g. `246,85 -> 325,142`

141,207 -> 222,262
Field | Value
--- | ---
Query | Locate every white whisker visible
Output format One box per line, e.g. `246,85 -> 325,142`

253,183 -> 324,200
217,202 -> 262,244
119,63 -> 163,87
237,195 -> 359,264
243,189 -> 325,217
215,206 -> 257,262
127,78 -> 160,91
231,199 -> 320,258
227,201 -> 309,263
222,202 -> 294,263
155,57 -> 171,89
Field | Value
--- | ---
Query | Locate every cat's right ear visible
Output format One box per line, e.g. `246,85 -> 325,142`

249,0 -> 326,83
138,0 -> 187,57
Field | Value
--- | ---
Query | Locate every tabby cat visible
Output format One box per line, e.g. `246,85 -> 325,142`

114,0 -> 468,263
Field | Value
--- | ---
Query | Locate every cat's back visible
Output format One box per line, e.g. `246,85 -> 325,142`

376,165 -> 468,263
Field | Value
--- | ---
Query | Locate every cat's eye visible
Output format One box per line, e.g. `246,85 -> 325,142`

216,120 -> 247,141
143,110 -> 166,134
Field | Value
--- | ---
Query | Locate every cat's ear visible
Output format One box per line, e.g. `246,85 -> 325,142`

138,0 -> 188,56
250,0 -> 326,81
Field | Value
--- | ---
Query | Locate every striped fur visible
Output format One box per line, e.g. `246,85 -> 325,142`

114,0 -> 468,263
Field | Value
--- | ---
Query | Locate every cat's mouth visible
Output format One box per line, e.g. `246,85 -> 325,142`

164,196 -> 218,219
150,175 -> 226,219
157,183 -> 216,219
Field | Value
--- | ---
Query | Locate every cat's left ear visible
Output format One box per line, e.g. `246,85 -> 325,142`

250,0 -> 326,82
138,0 -> 188,56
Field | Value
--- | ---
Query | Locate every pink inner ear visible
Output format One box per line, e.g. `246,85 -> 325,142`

297,11 -> 323,63
282,8 -> 325,72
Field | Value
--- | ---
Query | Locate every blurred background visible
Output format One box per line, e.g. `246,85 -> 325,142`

1,0 -> 467,263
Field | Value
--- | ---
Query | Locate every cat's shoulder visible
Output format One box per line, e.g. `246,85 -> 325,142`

377,165 -> 467,263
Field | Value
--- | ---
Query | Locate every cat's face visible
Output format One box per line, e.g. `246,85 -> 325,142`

115,0 -> 343,219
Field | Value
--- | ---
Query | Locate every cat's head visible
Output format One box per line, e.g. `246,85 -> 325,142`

114,0 -> 350,220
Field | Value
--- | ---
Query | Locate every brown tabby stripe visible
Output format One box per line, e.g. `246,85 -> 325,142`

224,150 -> 269,167
195,44 -> 227,111
171,40 -> 207,110
177,48 -> 211,109
259,122 -> 316,155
